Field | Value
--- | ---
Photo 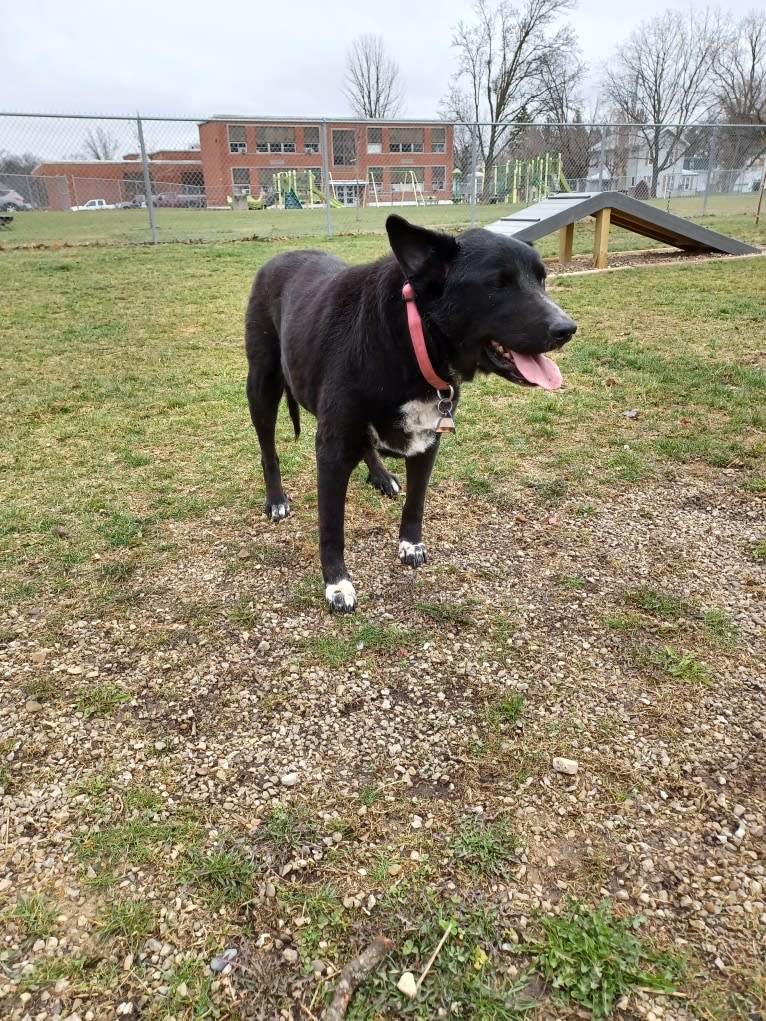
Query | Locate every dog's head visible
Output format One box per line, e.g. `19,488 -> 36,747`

386,214 -> 576,390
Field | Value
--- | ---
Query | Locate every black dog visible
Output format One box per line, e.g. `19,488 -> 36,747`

245,215 -> 576,612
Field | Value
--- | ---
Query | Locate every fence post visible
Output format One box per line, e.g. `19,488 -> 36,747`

321,121 -> 333,237
702,125 -> 718,217
136,114 -> 158,245
469,122 -> 479,227
597,126 -> 606,191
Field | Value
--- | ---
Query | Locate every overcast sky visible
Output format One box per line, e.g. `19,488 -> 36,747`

2,0 -> 759,123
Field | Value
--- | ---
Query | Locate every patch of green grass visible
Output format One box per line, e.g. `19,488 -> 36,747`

623,586 -> 691,620
603,612 -> 646,632
181,841 -> 260,908
98,897 -> 155,951
450,816 -> 522,880
258,806 -> 319,851
123,783 -> 164,816
97,511 -> 146,549
491,615 -> 516,648
9,893 -> 58,941
302,619 -> 415,668
415,599 -> 477,627
560,575 -> 587,590
281,884 -> 348,960
655,646 -> 711,685
346,896 -> 537,1020
76,682 -> 131,719
76,817 -> 195,885
17,955 -> 91,991
289,572 -> 325,610
751,539 -> 766,561
530,478 -> 568,505
96,559 -> 138,584
701,609 -> 738,646
70,769 -> 115,801
359,783 -> 385,807
486,696 -> 526,728
23,675 -> 60,703
519,899 -> 683,1019
144,954 -> 220,1021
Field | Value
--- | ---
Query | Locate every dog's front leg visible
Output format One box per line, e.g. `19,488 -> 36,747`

398,441 -> 440,568
316,428 -> 362,613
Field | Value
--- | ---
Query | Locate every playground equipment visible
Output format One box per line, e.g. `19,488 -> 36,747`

366,169 -> 426,206
499,153 -> 567,204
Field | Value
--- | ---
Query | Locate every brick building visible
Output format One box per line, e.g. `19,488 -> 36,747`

31,118 -> 454,209
198,118 -> 454,205
31,151 -> 204,210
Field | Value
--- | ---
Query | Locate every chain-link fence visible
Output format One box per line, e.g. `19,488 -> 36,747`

1,112 -> 764,244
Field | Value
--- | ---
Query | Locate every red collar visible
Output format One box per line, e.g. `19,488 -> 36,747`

402,282 -> 451,392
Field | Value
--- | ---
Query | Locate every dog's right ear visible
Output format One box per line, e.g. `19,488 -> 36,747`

386,215 -> 458,287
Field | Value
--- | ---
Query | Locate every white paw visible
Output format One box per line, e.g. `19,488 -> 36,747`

267,502 -> 289,522
399,540 -> 428,568
325,579 -> 357,613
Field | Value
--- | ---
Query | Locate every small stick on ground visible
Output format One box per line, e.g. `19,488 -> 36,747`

416,921 -> 453,991
324,934 -> 394,1021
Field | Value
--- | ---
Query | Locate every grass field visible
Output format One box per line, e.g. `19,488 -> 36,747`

1,228 -> 765,1020
3,190 -> 763,248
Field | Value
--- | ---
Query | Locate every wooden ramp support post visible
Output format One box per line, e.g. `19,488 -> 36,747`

558,223 -> 574,265
593,207 -> 611,269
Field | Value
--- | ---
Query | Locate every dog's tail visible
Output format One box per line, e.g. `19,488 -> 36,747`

285,386 -> 301,439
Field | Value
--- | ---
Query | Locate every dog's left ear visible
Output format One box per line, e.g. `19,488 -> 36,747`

386,215 -> 458,287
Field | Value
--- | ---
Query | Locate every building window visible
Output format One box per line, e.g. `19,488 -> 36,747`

367,127 -> 382,154
228,125 -> 247,154
256,126 -> 296,154
332,129 -> 357,166
431,128 -> 446,154
304,127 -> 320,154
431,166 -> 445,191
368,166 -> 384,186
232,167 -> 251,195
390,128 -> 424,153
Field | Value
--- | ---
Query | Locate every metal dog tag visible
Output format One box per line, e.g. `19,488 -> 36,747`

435,411 -> 456,434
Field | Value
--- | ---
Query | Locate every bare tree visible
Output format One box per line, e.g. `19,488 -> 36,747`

602,9 -> 720,196
711,11 -> 766,170
536,49 -> 593,186
443,0 -> 580,199
81,128 -> 120,161
342,35 -> 404,118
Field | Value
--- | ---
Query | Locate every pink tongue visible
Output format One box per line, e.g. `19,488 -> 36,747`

509,351 -> 563,391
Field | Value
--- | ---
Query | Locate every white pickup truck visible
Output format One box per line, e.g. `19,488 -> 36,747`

71,198 -> 116,211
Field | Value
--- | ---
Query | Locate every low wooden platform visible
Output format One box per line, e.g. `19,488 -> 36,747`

486,192 -> 759,268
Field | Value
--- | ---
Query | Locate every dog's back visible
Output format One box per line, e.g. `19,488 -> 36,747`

245,250 -> 346,355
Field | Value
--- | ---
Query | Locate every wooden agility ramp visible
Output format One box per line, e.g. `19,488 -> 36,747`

486,191 -> 759,268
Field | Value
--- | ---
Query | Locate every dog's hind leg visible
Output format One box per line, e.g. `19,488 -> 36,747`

246,356 -> 290,522
363,449 -> 400,497
398,442 -> 440,568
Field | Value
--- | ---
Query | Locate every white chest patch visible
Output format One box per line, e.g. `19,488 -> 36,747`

397,398 -> 439,456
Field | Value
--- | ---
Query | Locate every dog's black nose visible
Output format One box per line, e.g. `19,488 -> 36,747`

550,320 -> 577,345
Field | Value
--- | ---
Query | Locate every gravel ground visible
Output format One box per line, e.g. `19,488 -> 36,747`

1,459 -> 764,1019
